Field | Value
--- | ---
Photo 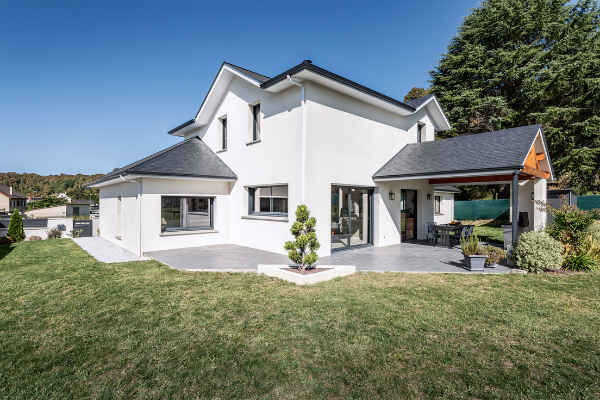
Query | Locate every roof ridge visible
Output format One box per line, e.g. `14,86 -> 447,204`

223,62 -> 270,81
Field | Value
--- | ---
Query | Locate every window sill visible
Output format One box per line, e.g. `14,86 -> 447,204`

435,213 -> 444,216
241,215 -> 288,222
160,229 -> 218,237
246,139 -> 261,146
216,148 -> 227,153
115,236 -> 121,240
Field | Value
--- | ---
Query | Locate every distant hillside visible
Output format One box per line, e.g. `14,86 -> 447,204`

0,172 -> 103,198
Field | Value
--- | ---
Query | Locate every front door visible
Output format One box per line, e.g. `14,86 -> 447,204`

331,186 -> 373,250
401,189 -> 417,240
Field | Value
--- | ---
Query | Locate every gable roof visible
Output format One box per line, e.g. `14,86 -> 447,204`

85,137 -> 237,187
0,184 -> 27,199
434,186 -> 461,193
168,60 -> 452,136
373,124 -> 554,180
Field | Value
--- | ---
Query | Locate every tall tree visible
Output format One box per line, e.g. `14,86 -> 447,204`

404,87 -> 433,102
430,0 -> 600,194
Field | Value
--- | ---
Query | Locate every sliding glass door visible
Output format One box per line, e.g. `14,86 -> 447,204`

331,186 -> 373,250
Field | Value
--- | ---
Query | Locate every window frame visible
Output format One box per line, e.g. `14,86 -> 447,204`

248,185 -> 288,216
434,195 -> 442,214
221,117 -> 227,150
252,104 -> 260,141
161,196 -> 215,232
417,124 -> 423,143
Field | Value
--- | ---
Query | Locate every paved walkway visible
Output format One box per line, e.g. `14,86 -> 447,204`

145,241 -> 509,274
73,237 -> 150,263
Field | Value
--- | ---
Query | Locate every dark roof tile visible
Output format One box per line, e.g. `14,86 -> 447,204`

0,184 -> 27,199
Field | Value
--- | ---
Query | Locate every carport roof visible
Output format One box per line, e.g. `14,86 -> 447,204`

373,124 -> 553,180
86,136 -> 237,187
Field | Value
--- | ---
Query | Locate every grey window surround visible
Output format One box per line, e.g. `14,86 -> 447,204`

161,196 -> 214,232
246,139 -> 261,146
417,124 -> 423,143
241,215 -> 289,222
248,185 -> 288,217
222,118 -> 227,150
252,104 -> 260,141
216,148 -> 227,153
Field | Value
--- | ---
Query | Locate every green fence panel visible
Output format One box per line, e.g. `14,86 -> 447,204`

577,195 -> 600,211
455,199 -> 510,220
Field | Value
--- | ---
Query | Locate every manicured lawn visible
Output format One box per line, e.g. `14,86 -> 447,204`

1,240 -> 600,399
460,219 -> 506,244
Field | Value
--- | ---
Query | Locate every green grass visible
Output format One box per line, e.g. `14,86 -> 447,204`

1,240 -> 600,399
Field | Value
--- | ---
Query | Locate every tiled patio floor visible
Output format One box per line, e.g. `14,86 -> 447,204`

145,241 -> 510,274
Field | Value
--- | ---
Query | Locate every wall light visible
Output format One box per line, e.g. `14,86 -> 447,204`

427,194 -> 432,201
389,192 -> 395,200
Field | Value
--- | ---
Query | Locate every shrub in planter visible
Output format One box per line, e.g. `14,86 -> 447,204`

0,236 -> 14,245
46,227 -> 63,239
460,235 -> 487,270
284,205 -> 320,270
508,231 -> 563,273
481,245 -> 506,266
7,211 -> 25,242
28,236 -> 42,241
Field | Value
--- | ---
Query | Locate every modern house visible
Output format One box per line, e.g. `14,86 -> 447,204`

0,184 -> 27,214
87,60 -> 554,257
433,186 -> 461,225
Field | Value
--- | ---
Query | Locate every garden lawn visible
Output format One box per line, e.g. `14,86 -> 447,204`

1,240 -> 600,399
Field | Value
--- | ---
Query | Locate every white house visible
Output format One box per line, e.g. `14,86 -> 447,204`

433,186 -> 461,225
87,60 -> 553,257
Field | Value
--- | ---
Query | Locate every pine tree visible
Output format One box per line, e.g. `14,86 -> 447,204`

284,205 -> 320,270
430,0 -> 600,193
7,210 -> 25,242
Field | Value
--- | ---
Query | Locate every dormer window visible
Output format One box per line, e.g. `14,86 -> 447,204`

252,104 -> 260,141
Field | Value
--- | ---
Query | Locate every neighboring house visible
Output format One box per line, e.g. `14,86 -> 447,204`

0,184 -> 27,214
433,186 -> 461,225
25,204 -> 91,218
56,193 -> 72,203
86,60 -> 553,257
27,196 -> 42,203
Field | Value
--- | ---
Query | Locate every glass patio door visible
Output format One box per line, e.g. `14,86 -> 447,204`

331,186 -> 372,250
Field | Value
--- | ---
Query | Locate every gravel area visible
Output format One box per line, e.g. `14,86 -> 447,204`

72,237 -> 149,263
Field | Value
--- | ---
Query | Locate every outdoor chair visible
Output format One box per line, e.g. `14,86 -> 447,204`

449,226 -> 468,246
427,222 -> 440,245
466,225 -> 474,239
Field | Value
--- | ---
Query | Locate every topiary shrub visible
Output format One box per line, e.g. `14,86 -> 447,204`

0,236 -> 14,245
7,211 -> 25,242
508,231 -> 564,273
46,227 -> 63,239
284,205 -> 320,270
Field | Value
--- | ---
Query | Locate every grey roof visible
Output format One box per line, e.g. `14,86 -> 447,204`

86,137 -> 237,186
374,124 -> 546,179
403,93 -> 435,109
0,184 -> 27,199
224,62 -> 270,83
72,199 -> 94,205
434,186 -> 461,193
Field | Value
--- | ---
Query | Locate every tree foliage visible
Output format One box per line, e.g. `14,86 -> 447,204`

7,210 -> 25,242
430,0 -> 600,194
27,196 -> 68,210
284,205 -> 320,270
0,172 -> 101,198
403,87 -> 433,102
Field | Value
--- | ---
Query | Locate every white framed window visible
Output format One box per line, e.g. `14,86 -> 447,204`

220,117 -> 227,150
252,103 -> 260,141
161,196 -> 214,232
248,186 -> 288,216
417,124 -> 425,143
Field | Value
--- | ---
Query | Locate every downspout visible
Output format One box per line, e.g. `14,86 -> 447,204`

120,175 -> 142,256
287,75 -> 307,204
512,170 -> 519,245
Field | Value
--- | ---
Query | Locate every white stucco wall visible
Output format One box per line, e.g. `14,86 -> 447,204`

433,192 -> 455,225
99,181 -> 140,254
509,178 -> 547,233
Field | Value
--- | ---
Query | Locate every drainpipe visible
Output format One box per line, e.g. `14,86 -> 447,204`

287,75 -> 307,204
512,170 -> 519,245
120,175 -> 142,256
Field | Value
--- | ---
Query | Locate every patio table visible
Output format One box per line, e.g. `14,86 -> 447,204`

434,224 -> 469,247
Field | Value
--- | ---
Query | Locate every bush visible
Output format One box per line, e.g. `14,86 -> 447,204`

28,236 -> 42,241
509,231 -> 564,273
481,245 -> 506,265
0,236 -> 14,245
284,205 -> 320,270
7,211 -> 25,242
574,232 -> 600,271
564,252 -> 597,271
69,229 -> 83,238
46,227 -> 63,239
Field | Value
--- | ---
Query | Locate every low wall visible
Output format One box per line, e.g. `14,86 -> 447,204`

455,199 -> 510,220
1,217 -> 74,240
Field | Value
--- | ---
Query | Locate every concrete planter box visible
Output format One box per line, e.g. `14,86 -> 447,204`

258,265 -> 356,285
463,254 -> 487,271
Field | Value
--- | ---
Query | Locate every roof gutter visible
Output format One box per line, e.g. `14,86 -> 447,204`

287,75 -> 307,204
120,175 -> 143,257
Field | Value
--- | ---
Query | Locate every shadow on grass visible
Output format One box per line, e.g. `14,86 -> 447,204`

0,243 -> 14,261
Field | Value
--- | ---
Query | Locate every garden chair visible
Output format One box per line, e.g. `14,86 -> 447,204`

427,222 -> 440,245
449,226 -> 468,246
466,225 -> 474,239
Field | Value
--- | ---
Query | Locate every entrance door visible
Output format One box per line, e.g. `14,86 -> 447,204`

331,186 -> 372,250
401,189 -> 417,240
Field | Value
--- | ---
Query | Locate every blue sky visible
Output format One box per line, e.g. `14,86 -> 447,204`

0,0 -> 480,175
